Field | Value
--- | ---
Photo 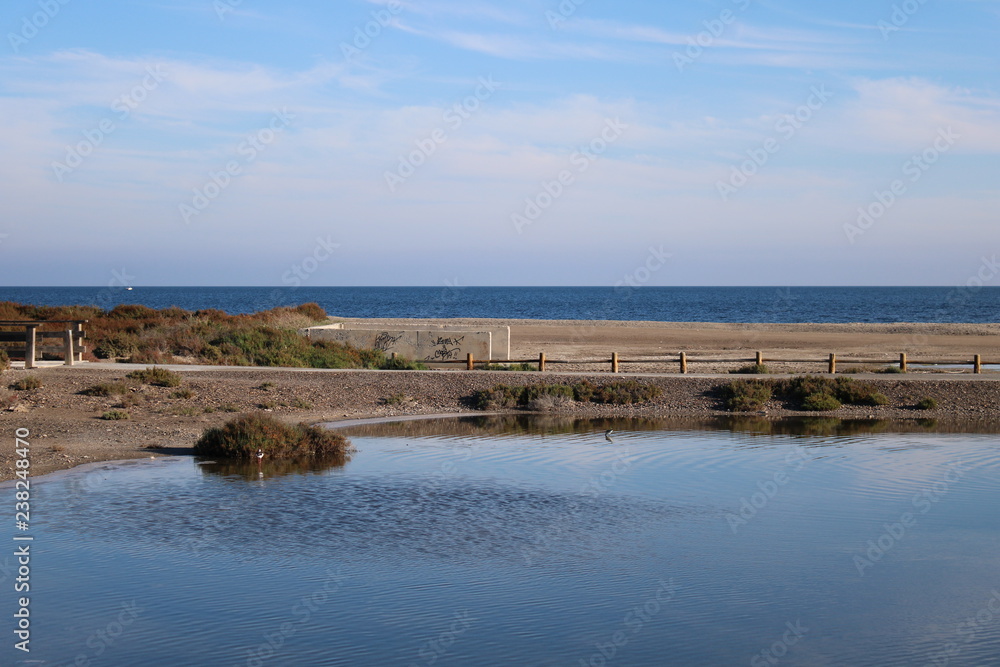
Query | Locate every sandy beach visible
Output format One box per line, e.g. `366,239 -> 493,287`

3,319 -> 1000,481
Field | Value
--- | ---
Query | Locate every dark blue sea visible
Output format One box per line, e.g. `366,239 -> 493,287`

1,286 -> 998,323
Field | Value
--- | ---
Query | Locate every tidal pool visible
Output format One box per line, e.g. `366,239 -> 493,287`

4,416 -> 1000,666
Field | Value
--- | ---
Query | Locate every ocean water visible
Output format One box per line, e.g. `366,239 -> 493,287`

1,286 -> 999,322
4,416 -> 1000,666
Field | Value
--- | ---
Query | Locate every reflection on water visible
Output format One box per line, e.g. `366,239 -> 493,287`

6,416 -> 1000,666
197,451 -> 353,480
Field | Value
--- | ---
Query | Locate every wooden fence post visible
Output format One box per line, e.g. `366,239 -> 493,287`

828,353 -> 836,375
679,352 -> 687,374
974,354 -> 982,374
899,353 -> 907,373
756,351 -> 763,366
63,326 -> 75,367
25,324 -> 38,370
610,352 -> 619,373
538,352 -> 546,372
467,353 -> 474,370
73,321 -> 85,361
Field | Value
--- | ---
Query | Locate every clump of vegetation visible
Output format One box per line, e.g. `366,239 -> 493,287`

718,380 -> 772,411
126,367 -> 182,387
0,348 -> 9,370
257,400 -> 278,410
471,380 -> 661,411
291,397 -> 313,409
481,363 -> 537,371
216,403 -> 240,413
100,410 -> 130,421
166,405 -> 201,416
526,393 -> 575,412
168,388 -> 195,399
378,356 -> 428,370
801,393 -> 842,412
730,363 -> 770,375
0,392 -> 18,410
916,397 -> 938,410
115,394 -> 142,408
80,382 -> 130,397
10,375 -> 42,391
718,376 -> 893,412
876,365 -> 905,374
193,413 -> 352,460
257,382 -> 276,391
382,393 -> 411,406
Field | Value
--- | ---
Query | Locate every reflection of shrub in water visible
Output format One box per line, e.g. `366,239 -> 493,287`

197,453 -> 351,480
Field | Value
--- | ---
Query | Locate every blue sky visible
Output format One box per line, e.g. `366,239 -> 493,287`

1,0 -> 998,286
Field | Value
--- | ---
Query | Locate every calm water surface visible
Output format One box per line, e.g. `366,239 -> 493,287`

4,417 -> 1000,666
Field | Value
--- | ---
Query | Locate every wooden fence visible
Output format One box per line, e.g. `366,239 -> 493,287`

0,320 -> 87,369
449,351 -> 992,375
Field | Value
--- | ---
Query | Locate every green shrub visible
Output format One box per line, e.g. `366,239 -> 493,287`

481,363 -> 537,371
100,410 -> 130,420
257,382 -> 276,391
876,365 -> 905,374
801,393 -> 842,411
217,403 -> 240,413
718,380 -> 772,411
382,393 -> 409,405
0,348 -> 9,370
193,413 -> 351,459
80,382 -> 130,397
471,380 -> 661,411
10,375 -> 42,391
291,397 -> 313,409
378,356 -> 428,370
126,367 -> 182,387
93,332 -> 140,359
730,363 -> 770,375
916,397 -> 938,410
590,380 -> 662,404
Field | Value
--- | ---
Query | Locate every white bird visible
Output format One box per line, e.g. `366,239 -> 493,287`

256,448 -> 264,461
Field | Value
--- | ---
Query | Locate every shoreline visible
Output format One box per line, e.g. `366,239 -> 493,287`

3,319 -> 1000,481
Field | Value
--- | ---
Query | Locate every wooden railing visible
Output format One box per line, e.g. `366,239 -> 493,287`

451,351 -> 992,374
0,320 -> 88,369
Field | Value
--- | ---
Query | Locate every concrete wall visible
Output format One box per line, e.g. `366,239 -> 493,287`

309,322 -> 511,360
304,325 -> 493,364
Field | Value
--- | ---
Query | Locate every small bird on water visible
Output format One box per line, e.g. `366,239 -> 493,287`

256,448 -> 264,461
604,429 -> 615,443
